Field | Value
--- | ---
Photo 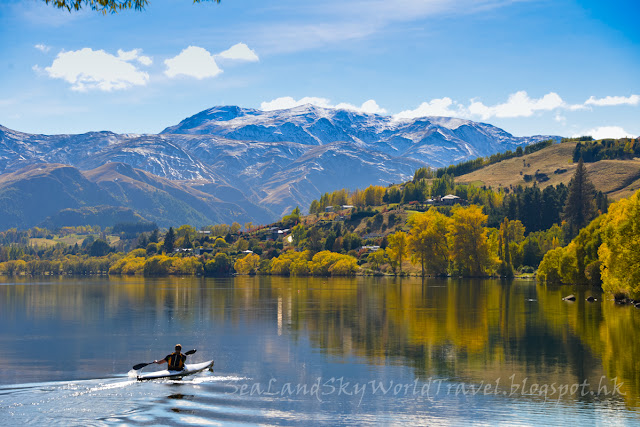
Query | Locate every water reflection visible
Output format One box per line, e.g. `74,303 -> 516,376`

0,276 -> 638,413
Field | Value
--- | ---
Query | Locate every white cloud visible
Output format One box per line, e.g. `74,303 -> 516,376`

164,46 -> 222,79
261,90 -> 640,125
217,43 -> 259,62
468,91 -> 564,120
117,49 -> 153,66
261,96 -> 386,114
336,99 -> 387,114
34,44 -> 50,53
394,97 -> 464,120
576,126 -> 636,140
44,48 -> 149,91
584,94 -> 640,107
261,96 -> 331,110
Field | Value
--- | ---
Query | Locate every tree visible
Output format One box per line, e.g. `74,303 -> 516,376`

149,228 -> 160,243
89,239 -> 111,256
563,158 -> 597,239
282,206 -> 301,227
230,222 -> 242,234
44,0 -> 218,14
163,227 -> 175,254
599,190 -> 640,298
367,249 -> 387,272
448,205 -> 493,276
234,253 -> 260,275
386,231 -> 408,274
205,253 -> 233,276
407,208 -> 450,277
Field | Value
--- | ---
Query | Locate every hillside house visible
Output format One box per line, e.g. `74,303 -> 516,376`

442,194 -> 462,205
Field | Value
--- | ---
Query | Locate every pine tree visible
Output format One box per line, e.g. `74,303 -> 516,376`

563,158 -> 596,239
163,227 -> 176,254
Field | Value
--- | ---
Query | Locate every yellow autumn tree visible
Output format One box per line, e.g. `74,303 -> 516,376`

448,205 -> 494,276
407,208 -> 450,277
598,190 -> 640,298
234,253 -> 260,275
386,230 -> 408,274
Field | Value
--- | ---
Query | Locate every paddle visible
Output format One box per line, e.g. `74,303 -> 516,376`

132,349 -> 197,370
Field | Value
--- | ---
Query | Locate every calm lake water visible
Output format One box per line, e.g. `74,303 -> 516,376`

0,276 -> 639,425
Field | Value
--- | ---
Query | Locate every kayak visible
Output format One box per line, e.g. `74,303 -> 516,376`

137,360 -> 214,381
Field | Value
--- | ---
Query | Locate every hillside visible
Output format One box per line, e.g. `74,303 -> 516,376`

0,163 -> 274,229
456,140 -> 640,200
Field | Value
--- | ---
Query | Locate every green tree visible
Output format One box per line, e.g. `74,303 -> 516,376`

563,158 -> 597,239
44,0 -> 218,14
89,239 -> 111,256
205,253 -> 233,276
163,227 -> 175,254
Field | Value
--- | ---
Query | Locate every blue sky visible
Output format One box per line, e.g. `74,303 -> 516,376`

1,0 -> 638,138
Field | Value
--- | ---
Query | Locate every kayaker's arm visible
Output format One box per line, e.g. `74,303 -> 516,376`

154,359 -> 167,365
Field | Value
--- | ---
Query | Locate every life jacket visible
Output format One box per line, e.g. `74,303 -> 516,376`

166,351 -> 186,371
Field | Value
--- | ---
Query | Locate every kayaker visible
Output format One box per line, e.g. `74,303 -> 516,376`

154,344 -> 188,371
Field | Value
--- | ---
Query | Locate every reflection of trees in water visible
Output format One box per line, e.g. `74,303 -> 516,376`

267,277 -> 637,407
537,283 -> 640,407
1,276 -> 637,407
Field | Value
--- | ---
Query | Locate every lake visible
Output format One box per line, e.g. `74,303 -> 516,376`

1,276 -> 638,425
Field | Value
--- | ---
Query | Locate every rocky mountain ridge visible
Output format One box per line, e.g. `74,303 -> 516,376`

0,105 -> 560,228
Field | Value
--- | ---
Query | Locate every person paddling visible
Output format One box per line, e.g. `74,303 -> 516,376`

154,344 -> 188,371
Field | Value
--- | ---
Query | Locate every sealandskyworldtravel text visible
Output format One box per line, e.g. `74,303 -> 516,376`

225,375 -> 625,406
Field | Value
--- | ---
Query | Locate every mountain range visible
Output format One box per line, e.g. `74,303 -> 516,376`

0,105 -> 560,229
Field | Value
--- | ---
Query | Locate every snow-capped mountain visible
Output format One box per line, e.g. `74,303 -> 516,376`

0,105 -> 560,227
162,104 -> 559,167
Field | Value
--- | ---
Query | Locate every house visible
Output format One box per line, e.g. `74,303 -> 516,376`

325,206 -> 334,212
442,194 -> 462,205
195,247 -> 214,255
341,205 -> 354,210
361,245 -> 381,252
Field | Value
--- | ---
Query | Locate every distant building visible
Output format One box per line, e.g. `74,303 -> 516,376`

341,205 -> 354,210
195,247 -> 214,255
361,245 -> 381,252
442,194 -> 462,205
325,206 -> 334,212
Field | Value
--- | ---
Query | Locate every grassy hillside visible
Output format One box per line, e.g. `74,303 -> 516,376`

456,140 -> 640,200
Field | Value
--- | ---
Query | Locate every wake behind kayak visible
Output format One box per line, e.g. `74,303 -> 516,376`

136,360 -> 214,381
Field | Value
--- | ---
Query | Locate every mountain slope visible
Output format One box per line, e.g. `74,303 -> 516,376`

84,162 -> 274,226
0,105 -> 562,225
257,141 -> 424,214
456,140 -> 640,200
0,164 -> 117,229
0,163 -> 274,229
